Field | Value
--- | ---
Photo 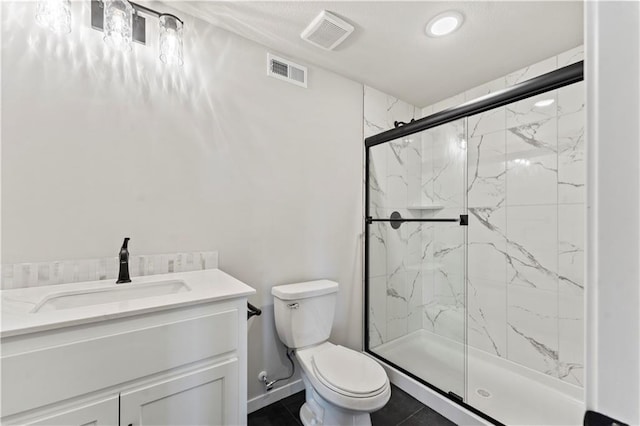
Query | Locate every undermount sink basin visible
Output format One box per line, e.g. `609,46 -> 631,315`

31,280 -> 191,313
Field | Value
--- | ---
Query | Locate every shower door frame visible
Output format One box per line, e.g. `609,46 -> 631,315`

363,61 -> 584,425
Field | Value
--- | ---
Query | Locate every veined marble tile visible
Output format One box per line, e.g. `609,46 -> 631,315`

387,139 -> 409,209
468,131 -> 506,208
2,251 -> 219,290
407,135 -> 423,207
369,275 -> 387,347
420,130 -> 438,206
407,268 -> 423,334
368,221 -> 387,278
434,268 -> 464,303
506,91 -> 558,128
557,45 -> 584,68
431,297 -> 465,343
431,93 -> 465,114
469,107 -> 506,138
406,222 -> 423,260
558,81 -> 585,117
558,111 -> 585,204
385,210 -> 408,277
432,209 -> 466,290
559,204 -> 585,290
558,281 -> 584,386
505,57 -> 557,86
468,277 -> 507,357
506,118 -> 558,206
387,263 -> 409,341
363,85 -> 418,138
467,206 -> 507,357
468,206 -> 507,283
507,286 -> 559,377
506,205 -> 558,291
558,317 -> 583,387
465,77 -> 506,103
368,143 -> 388,217
428,120 -> 467,208
420,222 -> 436,309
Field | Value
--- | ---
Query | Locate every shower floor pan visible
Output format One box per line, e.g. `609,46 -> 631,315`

373,329 -> 583,426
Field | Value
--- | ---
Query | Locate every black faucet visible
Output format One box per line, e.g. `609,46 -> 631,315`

116,237 -> 131,284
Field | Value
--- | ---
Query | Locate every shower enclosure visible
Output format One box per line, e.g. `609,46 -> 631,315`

365,62 -> 585,425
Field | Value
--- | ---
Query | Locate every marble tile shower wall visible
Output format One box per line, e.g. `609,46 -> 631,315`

1,251 -> 219,289
364,86 -> 422,347
419,120 -> 467,344
423,46 -> 585,387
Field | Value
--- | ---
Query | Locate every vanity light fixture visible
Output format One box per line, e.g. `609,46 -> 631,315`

89,0 -> 184,65
102,0 -> 134,51
534,98 -> 555,108
35,0 -> 72,34
159,14 -> 184,66
426,11 -> 464,37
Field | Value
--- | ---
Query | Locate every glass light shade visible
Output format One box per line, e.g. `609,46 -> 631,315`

103,0 -> 133,51
35,0 -> 71,34
159,15 -> 184,66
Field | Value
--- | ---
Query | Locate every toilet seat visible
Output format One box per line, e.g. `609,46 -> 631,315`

296,342 -> 391,413
311,345 -> 387,398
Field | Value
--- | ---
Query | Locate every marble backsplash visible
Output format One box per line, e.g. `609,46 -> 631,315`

1,251 -> 219,290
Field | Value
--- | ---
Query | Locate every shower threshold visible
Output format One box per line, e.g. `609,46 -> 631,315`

372,329 -> 583,426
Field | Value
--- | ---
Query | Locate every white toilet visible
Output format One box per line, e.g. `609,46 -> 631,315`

272,280 -> 391,426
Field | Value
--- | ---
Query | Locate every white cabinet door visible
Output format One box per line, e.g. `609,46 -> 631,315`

120,359 -> 239,426
26,396 -> 118,426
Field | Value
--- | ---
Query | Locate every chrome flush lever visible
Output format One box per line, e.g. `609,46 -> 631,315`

288,303 -> 299,309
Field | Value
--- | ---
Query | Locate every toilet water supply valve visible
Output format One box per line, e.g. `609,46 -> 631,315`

259,346 -> 296,391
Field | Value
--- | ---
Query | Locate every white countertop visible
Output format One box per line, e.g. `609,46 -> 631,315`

1,269 -> 256,338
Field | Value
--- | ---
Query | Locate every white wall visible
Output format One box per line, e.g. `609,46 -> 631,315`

1,1 -> 364,401
586,1 -> 640,424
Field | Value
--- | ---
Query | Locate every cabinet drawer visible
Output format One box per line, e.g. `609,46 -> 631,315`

2,309 -> 238,417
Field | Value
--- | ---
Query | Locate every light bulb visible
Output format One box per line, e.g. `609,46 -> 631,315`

159,14 -> 184,66
35,0 -> 71,34
426,11 -> 464,37
103,0 -> 133,51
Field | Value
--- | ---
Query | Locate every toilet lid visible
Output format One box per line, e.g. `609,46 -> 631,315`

311,345 -> 387,396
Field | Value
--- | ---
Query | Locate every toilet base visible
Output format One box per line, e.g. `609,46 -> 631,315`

299,375 -> 373,426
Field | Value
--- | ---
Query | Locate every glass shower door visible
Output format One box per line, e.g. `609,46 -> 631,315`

366,118 -> 468,400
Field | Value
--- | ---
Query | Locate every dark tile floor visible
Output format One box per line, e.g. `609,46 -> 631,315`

248,385 -> 456,426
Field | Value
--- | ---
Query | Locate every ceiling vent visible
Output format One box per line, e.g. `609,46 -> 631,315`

267,53 -> 307,88
301,10 -> 354,51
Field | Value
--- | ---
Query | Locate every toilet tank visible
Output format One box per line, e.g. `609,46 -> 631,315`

271,280 -> 338,349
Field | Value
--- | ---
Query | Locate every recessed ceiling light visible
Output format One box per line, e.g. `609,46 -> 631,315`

426,11 -> 464,37
534,99 -> 555,107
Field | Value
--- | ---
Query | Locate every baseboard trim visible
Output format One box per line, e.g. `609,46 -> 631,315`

247,379 -> 305,414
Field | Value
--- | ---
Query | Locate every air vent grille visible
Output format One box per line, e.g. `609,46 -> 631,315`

301,10 -> 354,51
267,53 -> 307,88
271,60 -> 289,77
289,66 -> 306,84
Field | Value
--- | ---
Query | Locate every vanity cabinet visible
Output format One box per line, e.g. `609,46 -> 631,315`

1,277 -> 252,426
120,359 -> 238,426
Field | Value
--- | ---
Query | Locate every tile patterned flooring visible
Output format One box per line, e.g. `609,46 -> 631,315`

248,385 -> 456,426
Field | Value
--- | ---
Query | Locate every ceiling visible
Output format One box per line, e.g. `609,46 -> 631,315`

167,1 -> 583,107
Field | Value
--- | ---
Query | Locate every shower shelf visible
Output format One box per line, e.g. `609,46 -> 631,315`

407,205 -> 444,210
